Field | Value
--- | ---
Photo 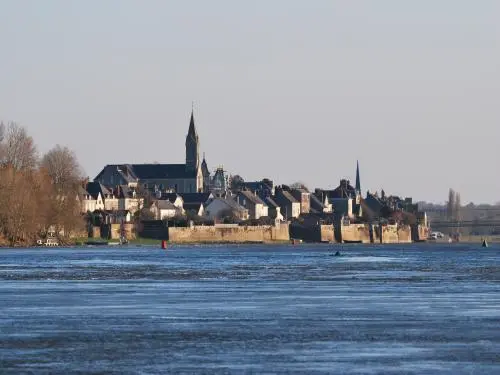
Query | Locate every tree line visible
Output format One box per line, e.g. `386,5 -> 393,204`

0,121 -> 84,246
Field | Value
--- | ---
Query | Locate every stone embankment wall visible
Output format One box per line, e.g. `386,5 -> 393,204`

340,224 -> 371,243
397,225 -> 412,243
319,225 -> 335,243
381,224 -> 399,243
168,224 -> 290,243
95,224 -> 136,240
290,224 -> 334,243
339,223 -> 418,243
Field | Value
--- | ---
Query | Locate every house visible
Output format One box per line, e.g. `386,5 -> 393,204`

161,193 -> 185,214
263,196 -> 284,222
241,178 -> 274,197
178,192 -> 213,205
330,197 -> 353,219
274,187 -> 301,219
78,185 -> 96,213
289,188 -> 311,214
178,192 -> 212,215
310,192 -> 333,214
94,111 -> 207,194
316,179 -> 362,217
204,197 -> 249,221
113,185 -> 143,214
150,200 -> 178,220
84,182 -> 114,212
92,209 -> 132,224
105,210 -> 132,224
235,190 -> 269,220
363,192 -> 384,220
184,202 -> 205,217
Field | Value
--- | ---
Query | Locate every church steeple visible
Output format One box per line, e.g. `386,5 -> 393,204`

185,109 -> 200,172
355,160 -> 361,193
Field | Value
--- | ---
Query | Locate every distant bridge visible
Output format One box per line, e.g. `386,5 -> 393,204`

430,220 -> 500,228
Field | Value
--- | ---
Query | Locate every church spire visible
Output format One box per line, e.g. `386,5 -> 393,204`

355,160 -> 361,193
185,108 -> 200,172
188,108 -> 197,139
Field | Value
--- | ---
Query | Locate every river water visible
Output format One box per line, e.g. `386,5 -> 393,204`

0,243 -> 499,374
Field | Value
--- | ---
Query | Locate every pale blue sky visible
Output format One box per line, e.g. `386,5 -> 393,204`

1,1 -> 499,203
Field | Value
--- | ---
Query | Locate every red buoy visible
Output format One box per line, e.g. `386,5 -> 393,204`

161,240 -> 167,249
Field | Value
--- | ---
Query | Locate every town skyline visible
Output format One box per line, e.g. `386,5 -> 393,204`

1,1 -> 499,204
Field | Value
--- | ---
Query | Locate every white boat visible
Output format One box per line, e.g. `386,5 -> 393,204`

36,237 -> 59,247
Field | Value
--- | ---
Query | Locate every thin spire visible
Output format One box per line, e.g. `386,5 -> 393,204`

355,160 -> 361,193
188,106 -> 197,137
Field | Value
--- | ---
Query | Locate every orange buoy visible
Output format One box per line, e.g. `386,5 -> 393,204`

161,240 -> 167,249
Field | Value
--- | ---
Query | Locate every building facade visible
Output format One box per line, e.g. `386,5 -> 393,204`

94,111 -> 206,194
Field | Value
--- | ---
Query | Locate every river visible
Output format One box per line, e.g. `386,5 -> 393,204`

0,243 -> 499,374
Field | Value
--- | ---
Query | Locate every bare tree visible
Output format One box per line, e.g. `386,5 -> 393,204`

40,145 -> 85,240
229,175 -> 245,191
0,122 -> 38,171
41,145 -> 83,191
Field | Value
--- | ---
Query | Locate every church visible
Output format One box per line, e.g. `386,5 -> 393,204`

94,111 -> 210,193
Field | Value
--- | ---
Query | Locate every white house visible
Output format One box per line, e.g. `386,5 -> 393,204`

235,190 -> 268,220
204,197 -> 249,221
150,200 -> 178,220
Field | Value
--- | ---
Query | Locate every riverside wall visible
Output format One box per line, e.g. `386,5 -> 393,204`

340,223 -> 372,243
168,224 -> 290,243
340,223 -> 417,244
397,225 -> 412,243
290,224 -> 334,243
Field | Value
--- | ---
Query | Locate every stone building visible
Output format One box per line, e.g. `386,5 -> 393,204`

236,190 -> 269,220
94,111 -> 207,194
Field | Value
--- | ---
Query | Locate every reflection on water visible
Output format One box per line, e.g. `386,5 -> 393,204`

0,244 -> 499,374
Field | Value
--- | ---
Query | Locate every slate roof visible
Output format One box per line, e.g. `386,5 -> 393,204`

86,182 -> 112,200
178,193 -> 212,204
310,193 -> 325,211
201,158 -> 210,177
207,197 -> 246,212
95,164 -> 197,181
238,190 -> 266,205
241,180 -> 274,194
155,200 -> 177,210
263,196 -> 279,209
276,190 -> 299,203
131,164 -> 196,179
330,179 -> 356,199
183,202 -> 204,211
162,193 -> 182,204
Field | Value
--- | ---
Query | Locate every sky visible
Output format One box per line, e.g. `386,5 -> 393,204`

1,0 -> 499,204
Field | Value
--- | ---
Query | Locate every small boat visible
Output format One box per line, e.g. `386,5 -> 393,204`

343,240 -> 362,244
36,238 -> 59,247
482,239 -> 488,248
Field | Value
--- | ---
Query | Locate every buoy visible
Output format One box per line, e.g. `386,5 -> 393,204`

482,239 -> 488,248
161,240 -> 167,249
